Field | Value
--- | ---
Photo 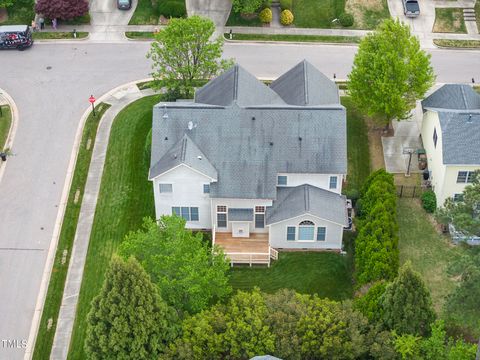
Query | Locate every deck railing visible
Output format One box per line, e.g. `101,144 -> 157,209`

269,247 -> 279,260
225,252 -> 271,267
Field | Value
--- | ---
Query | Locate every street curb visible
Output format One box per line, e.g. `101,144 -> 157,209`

223,36 -> 360,46
0,88 -> 19,186
24,77 -> 154,360
432,43 -> 480,50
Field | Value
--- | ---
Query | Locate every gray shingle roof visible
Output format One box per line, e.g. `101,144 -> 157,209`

228,208 -> 254,221
422,84 -> 480,110
270,60 -> 339,106
195,64 -> 285,107
438,111 -> 480,165
149,134 -> 218,179
266,184 -> 347,225
150,61 -> 347,199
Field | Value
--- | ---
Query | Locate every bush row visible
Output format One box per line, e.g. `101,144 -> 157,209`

355,169 -> 399,285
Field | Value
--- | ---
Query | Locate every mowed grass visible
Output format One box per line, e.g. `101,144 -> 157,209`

226,33 -> 361,43
32,103 -> 111,360
397,198 -> 464,312
32,32 -> 88,40
226,11 -> 262,26
0,0 -> 35,25
129,0 -> 159,24
0,105 -> 12,151
68,96 -> 160,359
433,8 -> 467,33
230,251 -> 353,300
293,0 -> 345,28
342,97 -> 371,193
433,39 -> 480,48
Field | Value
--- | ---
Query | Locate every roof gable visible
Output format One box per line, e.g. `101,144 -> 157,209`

422,84 -> 480,111
270,60 -> 339,106
195,64 -> 285,106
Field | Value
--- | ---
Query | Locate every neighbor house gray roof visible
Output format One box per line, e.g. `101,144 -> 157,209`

195,64 -> 285,107
266,184 -> 348,226
438,111 -> 480,165
149,134 -> 218,179
422,84 -> 480,110
150,61 -> 347,199
270,60 -> 339,106
0,25 -> 29,33
228,208 -> 254,221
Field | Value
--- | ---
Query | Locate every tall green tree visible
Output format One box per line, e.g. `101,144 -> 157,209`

85,256 -> 178,360
118,216 -> 231,315
147,16 -> 233,98
382,262 -> 436,336
348,19 -> 435,129
0,0 -> 14,8
436,170 -> 480,237
232,0 -> 263,14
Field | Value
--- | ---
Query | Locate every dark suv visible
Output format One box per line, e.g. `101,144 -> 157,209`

117,0 -> 132,10
0,25 -> 33,50
403,0 -> 420,17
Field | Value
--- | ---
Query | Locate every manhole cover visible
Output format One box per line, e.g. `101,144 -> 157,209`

46,66 -> 52,70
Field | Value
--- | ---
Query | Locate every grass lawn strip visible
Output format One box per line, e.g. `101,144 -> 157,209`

229,251 -> 353,299
32,103 -> 111,360
0,105 -> 12,151
345,0 -> 390,29
397,198 -> 464,312
433,8 -> 467,33
0,0 -> 35,25
433,39 -> 480,48
294,0 -> 345,28
33,32 -> 88,40
125,31 -> 155,40
129,0 -> 159,25
225,33 -> 361,43
226,11 -> 262,27
68,96 -> 159,359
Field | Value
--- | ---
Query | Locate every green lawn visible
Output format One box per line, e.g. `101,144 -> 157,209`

433,8 -> 467,33
293,0 -> 345,28
226,11 -> 262,26
226,33 -> 361,43
129,0 -> 159,25
32,32 -> 88,40
32,103 -> 111,360
433,39 -> 480,48
0,0 -> 35,25
0,105 -> 12,151
68,96 -> 159,359
477,0 -> 480,32
230,251 -> 353,299
397,198 -> 464,312
125,31 -> 155,39
342,97 -> 371,195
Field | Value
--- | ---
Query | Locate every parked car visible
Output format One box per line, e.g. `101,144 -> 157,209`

117,0 -> 132,10
0,25 -> 33,50
403,0 -> 420,17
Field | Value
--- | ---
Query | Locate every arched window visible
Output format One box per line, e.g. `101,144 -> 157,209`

298,220 -> 315,240
299,220 -> 314,226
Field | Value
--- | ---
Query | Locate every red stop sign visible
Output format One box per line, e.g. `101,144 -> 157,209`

89,95 -> 96,104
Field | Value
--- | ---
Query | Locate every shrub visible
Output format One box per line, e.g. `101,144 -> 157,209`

421,190 -> 436,213
259,7 -> 272,23
280,0 -> 292,10
280,9 -> 294,25
339,12 -> 354,27
158,0 -> 186,18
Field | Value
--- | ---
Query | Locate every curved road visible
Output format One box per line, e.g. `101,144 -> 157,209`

0,41 -> 479,359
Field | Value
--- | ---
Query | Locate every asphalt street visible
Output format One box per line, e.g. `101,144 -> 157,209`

0,42 -> 479,359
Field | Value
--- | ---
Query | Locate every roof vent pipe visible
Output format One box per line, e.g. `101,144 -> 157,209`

468,114 -> 473,123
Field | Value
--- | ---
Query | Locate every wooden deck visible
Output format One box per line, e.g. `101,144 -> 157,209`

213,232 -> 277,266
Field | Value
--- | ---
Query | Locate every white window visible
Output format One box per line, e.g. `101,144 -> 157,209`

255,206 -> 265,229
171,207 -> 199,221
329,176 -> 337,189
298,220 -> 315,241
433,128 -> 438,148
317,227 -> 326,241
286,226 -> 295,241
203,184 -> 210,193
159,183 -> 173,193
217,205 -> 227,228
457,171 -> 476,184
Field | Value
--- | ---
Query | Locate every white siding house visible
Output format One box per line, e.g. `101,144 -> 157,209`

149,60 -> 348,262
421,84 -> 480,207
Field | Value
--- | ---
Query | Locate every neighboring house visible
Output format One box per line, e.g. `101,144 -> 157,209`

421,84 -> 480,207
149,60 -> 348,263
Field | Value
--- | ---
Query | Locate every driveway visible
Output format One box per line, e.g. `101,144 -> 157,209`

186,0 -> 232,35
88,0 -> 137,41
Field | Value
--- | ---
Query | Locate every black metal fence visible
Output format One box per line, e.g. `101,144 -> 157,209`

396,185 -> 425,198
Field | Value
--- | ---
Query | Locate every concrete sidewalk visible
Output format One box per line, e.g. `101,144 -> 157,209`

50,83 -> 157,360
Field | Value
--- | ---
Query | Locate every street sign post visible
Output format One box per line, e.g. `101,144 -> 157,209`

89,95 -> 96,117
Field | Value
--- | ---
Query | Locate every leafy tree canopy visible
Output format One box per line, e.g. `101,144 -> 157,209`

382,262 -> 436,336
35,0 -> 89,20
348,19 -> 435,128
232,0 -> 263,14
0,0 -> 14,8
118,216 -> 231,315
147,16 -> 234,98
85,256 -> 178,360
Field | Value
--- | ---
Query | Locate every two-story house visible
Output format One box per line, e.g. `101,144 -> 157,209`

149,60 -> 348,262
421,84 -> 480,207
